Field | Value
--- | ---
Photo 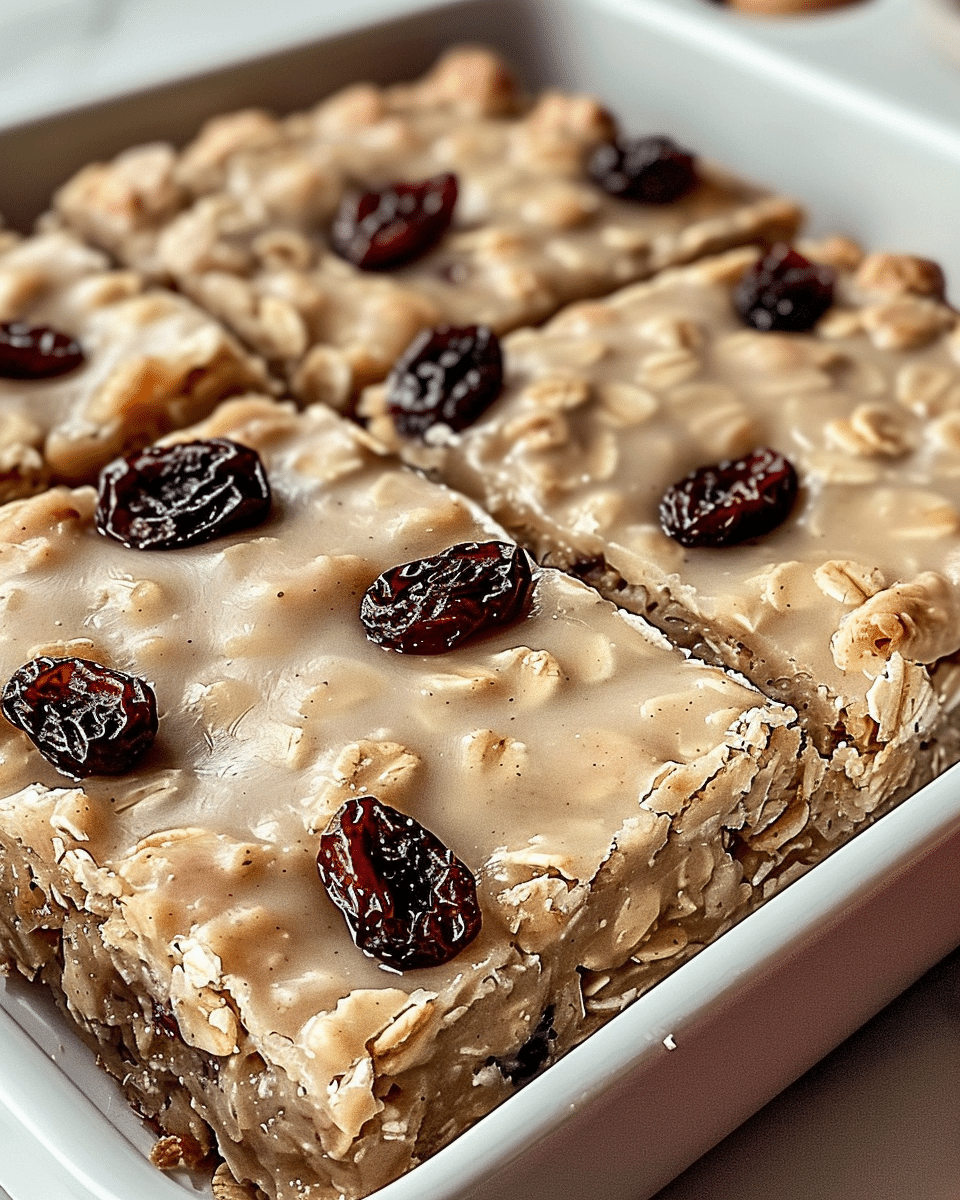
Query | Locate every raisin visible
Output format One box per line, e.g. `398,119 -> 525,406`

386,324 -> 503,439
569,554 -> 625,594
487,1005 -> 558,1086
152,1001 -> 181,1040
317,796 -> 482,971
2,656 -> 158,780
588,135 -> 696,204
659,447 -> 798,548
331,173 -> 458,270
733,244 -> 835,332
0,321 -> 84,380
96,438 -> 271,551
360,541 -> 535,655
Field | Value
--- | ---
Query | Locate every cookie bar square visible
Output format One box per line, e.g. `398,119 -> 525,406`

367,239 -> 960,832
0,229 -> 270,500
0,397 -> 823,1200
49,46 -> 800,406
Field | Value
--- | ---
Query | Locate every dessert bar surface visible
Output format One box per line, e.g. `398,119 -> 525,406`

0,229 -> 269,502
363,239 -> 960,831
0,397 -> 827,1200
48,46 -> 800,406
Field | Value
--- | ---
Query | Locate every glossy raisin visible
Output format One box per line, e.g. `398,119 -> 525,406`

360,541 -> 535,655
588,135 -> 696,204
152,1001 -> 181,1040
96,438 -> 271,551
317,795 -> 482,971
0,321 -> 84,380
2,656 -> 158,780
733,244 -> 835,332
331,173 -> 458,270
386,324 -> 503,439
659,447 -> 798,548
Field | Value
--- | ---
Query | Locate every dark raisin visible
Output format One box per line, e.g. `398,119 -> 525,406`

0,321 -> 84,380
152,1001 -> 181,1039
96,438 -> 271,551
331,173 -> 458,270
360,541 -> 535,655
569,554 -> 625,594
588,135 -> 696,204
317,795 -> 482,971
487,1005 -> 558,1086
2,656 -> 158,780
733,244 -> 835,332
659,447 -> 798,548
386,324 -> 503,439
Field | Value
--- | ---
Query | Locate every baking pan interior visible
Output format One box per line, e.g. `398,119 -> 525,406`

1,1 -> 960,1198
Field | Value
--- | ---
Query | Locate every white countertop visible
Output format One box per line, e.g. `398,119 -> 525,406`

0,0 -> 449,129
653,943 -> 960,1200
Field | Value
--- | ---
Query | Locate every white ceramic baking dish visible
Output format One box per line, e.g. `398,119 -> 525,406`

2,0 -> 960,1197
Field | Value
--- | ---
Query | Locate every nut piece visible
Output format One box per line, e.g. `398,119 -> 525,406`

150,1135 -> 187,1171
149,1131 -> 208,1171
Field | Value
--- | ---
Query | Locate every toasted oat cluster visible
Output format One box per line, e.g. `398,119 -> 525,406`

48,46 -> 800,406
0,230 -> 269,501
0,398 -> 824,1199
363,237 -> 960,822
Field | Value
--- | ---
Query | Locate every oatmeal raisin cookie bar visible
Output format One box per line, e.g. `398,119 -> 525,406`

0,397 -> 823,1199
363,239 -> 960,841
0,230 -> 270,501
49,47 -> 800,406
